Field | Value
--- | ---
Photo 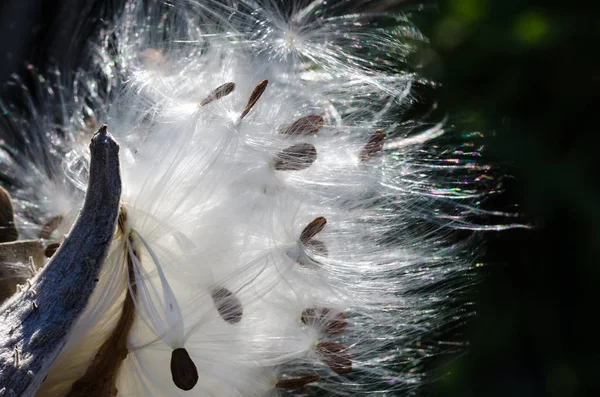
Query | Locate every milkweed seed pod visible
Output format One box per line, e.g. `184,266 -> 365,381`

0,1 -> 520,396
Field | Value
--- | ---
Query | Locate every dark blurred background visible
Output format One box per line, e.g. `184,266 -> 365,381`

0,0 -> 597,396
414,1 -> 599,396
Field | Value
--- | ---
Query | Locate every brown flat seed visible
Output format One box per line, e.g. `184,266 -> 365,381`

170,348 -> 199,391
359,129 -> 386,161
44,242 -> 60,258
0,186 -> 18,243
240,79 -> 268,119
280,115 -> 324,136
304,239 -> 328,257
200,82 -> 236,106
301,308 -> 348,335
39,215 -> 64,239
300,217 -> 327,243
211,287 -> 243,324
301,308 -> 329,324
317,341 -> 352,375
324,312 -> 348,335
273,143 -> 317,171
276,375 -> 320,389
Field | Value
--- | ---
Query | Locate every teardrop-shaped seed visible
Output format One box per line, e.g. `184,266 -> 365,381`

211,287 -> 243,324
44,242 -> 60,258
273,143 -> 317,171
39,215 -> 64,239
280,115 -> 324,136
0,186 -> 18,243
304,239 -> 328,257
170,348 -> 199,391
240,79 -> 268,119
200,82 -> 236,106
359,129 -> 386,161
300,217 -> 327,243
301,308 -> 348,334
276,375 -> 319,389
317,341 -> 352,375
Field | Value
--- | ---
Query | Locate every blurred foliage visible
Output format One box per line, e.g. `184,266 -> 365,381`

410,1 -> 599,396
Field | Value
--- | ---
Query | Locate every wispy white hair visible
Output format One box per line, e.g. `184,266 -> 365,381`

0,0 -> 521,395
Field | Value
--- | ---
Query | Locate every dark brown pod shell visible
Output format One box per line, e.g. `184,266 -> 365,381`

273,143 -> 317,171
276,375 -> 319,389
200,82 -> 236,106
39,215 -> 64,239
359,129 -> 386,161
317,341 -> 352,375
0,186 -> 18,243
240,80 -> 268,119
170,348 -> 199,391
44,242 -> 61,258
211,287 -> 243,324
280,115 -> 324,136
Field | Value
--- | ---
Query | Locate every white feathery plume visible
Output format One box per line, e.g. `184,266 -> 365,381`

0,0 -> 523,395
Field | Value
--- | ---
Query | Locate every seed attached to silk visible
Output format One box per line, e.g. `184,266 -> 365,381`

200,82 -> 236,106
360,129 -> 386,161
274,143 -> 317,171
275,374 -> 319,389
211,287 -> 244,324
170,348 -> 199,391
240,80 -> 268,119
280,115 -> 324,136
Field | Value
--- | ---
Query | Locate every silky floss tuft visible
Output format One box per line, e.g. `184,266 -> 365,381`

0,1 -> 517,396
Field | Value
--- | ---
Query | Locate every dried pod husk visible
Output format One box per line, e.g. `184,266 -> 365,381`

0,126 -> 121,394
280,115 -> 324,136
0,186 -> 18,243
200,82 -> 235,106
240,80 -> 268,119
273,143 -> 317,171
66,205 -> 139,396
170,348 -> 199,391
299,217 -> 327,243
211,287 -> 243,324
39,215 -> 64,239
275,374 -> 319,389
316,341 -> 352,375
359,129 -> 386,161
301,308 -> 348,335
